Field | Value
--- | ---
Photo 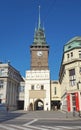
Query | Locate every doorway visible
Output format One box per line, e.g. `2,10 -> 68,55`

34,99 -> 44,110
17,100 -> 24,110
51,100 -> 61,110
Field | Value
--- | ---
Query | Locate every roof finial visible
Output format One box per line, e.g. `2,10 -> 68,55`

38,5 -> 41,29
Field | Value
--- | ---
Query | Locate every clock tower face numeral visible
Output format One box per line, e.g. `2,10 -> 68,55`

37,51 -> 43,56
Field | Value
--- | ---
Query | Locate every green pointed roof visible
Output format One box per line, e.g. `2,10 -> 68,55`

33,27 -> 47,46
32,6 -> 48,46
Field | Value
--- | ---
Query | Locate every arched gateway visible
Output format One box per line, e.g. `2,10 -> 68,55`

34,99 -> 44,110
24,6 -> 51,111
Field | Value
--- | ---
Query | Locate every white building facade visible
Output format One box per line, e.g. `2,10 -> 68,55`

24,70 -> 50,111
0,62 -> 23,110
24,8 -> 51,111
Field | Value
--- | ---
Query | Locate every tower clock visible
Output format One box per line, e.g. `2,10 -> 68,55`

30,28 -> 49,70
30,5 -> 49,70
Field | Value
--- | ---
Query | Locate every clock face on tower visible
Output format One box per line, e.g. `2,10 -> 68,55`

37,51 -> 43,56
36,84 -> 40,89
30,46 -> 49,70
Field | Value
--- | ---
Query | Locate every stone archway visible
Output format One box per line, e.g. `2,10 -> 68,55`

34,99 -> 44,110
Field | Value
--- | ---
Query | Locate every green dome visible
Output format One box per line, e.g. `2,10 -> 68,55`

64,36 -> 81,52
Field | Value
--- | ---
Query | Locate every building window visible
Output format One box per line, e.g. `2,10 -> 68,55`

54,87 -> 57,95
67,54 -> 69,59
31,85 -> 34,90
69,69 -> 75,76
68,45 -> 71,49
69,78 -> 76,86
0,80 -> 4,89
41,85 -> 44,90
79,53 -> 81,58
79,67 -> 81,73
69,69 -> 76,86
71,52 -> 73,57
18,86 -> 24,92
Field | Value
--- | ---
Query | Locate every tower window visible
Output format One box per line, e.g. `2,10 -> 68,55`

31,85 -> 34,90
41,85 -> 44,90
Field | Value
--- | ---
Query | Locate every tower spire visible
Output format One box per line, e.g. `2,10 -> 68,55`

33,5 -> 48,46
38,5 -> 41,29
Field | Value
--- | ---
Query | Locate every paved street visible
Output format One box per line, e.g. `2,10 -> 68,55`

0,110 -> 81,130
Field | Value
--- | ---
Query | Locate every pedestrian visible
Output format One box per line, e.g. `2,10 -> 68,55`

7,106 -> 9,112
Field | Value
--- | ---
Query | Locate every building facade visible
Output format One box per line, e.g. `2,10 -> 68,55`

17,80 -> 25,109
59,37 -> 81,112
0,62 -> 23,110
51,80 -> 61,110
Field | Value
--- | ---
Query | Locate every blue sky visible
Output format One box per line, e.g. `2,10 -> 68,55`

0,0 -> 81,80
